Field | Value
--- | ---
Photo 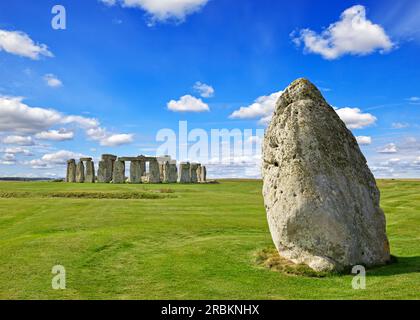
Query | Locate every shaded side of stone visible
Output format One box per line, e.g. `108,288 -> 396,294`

190,163 -> 200,183
76,161 -> 85,183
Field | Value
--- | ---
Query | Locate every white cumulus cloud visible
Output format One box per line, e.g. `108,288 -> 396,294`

99,133 -> 134,147
167,95 -> 209,112
193,81 -> 214,98
378,143 -> 398,154
43,74 -> 63,88
0,29 -> 53,60
0,96 -> 133,147
1,147 -> 33,156
407,97 -> 420,104
292,5 -> 394,60
335,107 -> 377,129
26,150 -> 87,169
356,136 -> 372,145
35,129 -> 74,141
229,91 -> 283,124
2,135 -> 35,146
100,0 -> 209,24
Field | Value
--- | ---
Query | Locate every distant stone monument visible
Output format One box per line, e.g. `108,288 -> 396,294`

130,159 -> 143,184
262,78 -> 390,272
66,159 -> 76,183
190,163 -> 200,183
76,160 -> 85,183
178,162 -> 191,183
97,154 -> 116,183
112,159 -> 125,184
149,158 -> 161,183
65,154 -> 207,185
84,158 -> 95,183
168,162 -> 178,183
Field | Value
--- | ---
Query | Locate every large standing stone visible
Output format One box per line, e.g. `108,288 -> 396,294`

85,160 -> 95,183
167,162 -> 178,183
200,166 -> 207,183
149,158 -> 161,183
76,161 -> 85,183
178,162 -> 190,183
190,163 -> 200,183
262,78 -> 390,272
113,160 -> 125,184
97,154 -> 116,183
66,159 -> 76,182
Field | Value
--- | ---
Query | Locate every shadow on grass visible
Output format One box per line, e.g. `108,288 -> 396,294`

368,256 -> 420,277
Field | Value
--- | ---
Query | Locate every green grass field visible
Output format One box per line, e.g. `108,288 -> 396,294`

0,180 -> 418,300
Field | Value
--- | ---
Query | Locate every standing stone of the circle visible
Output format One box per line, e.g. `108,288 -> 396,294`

76,160 -> 85,183
200,166 -> 207,183
66,159 -> 76,182
190,163 -> 200,183
149,158 -> 161,183
97,155 -> 116,183
112,160 -> 125,184
130,160 -> 142,184
85,160 -> 95,183
161,161 -> 170,183
159,163 -> 165,182
196,164 -> 202,183
262,78 -> 390,272
168,162 -> 178,183
178,162 -> 190,183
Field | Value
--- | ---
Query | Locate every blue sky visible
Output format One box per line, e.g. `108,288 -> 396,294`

0,0 -> 419,178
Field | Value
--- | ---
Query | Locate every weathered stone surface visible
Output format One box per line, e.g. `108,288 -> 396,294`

76,161 -> 85,183
159,163 -> 165,181
66,159 -> 76,182
149,158 -> 161,183
102,154 -> 117,160
167,163 -> 178,183
97,154 -> 116,183
190,163 -> 200,183
200,166 -> 207,182
262,78 -> 390,272
80,157 -> 92,162
141,175 -> 150,184
178,162 -> 190,183
130,160 -> 142,184
119,157 -> 141,162
113,160 -> 125,184
85,160 -> 95,183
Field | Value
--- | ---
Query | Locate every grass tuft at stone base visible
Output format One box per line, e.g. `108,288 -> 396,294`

255,248 -> 335,277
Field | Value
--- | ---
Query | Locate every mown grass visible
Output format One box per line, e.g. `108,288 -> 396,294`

0,179 -> 418,300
